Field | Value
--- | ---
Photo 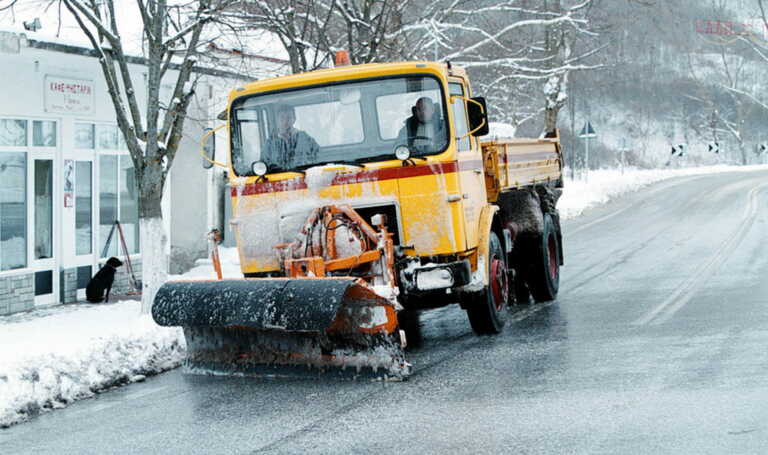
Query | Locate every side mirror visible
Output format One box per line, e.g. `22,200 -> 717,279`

202,127 -> 216,169
467,97 -> 489,137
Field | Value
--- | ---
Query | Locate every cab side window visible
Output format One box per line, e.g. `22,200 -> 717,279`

449,83 -> 470,151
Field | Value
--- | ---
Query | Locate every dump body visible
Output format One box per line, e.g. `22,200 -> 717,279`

480,137 -> 563,202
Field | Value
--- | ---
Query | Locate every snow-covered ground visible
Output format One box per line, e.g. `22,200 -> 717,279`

2,163 -> 767,428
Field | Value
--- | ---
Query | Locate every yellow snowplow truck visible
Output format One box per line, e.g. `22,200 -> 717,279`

152,61 -> 564,379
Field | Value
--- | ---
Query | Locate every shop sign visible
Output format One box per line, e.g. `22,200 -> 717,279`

45,76 -> 94,115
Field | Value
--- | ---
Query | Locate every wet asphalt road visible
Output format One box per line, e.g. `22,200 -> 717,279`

3,169 -> 768,454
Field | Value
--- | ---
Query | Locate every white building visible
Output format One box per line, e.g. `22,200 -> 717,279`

0,29 -> 284,315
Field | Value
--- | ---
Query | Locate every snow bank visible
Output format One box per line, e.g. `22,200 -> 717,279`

0,248 -> 242,428
558,164 -> 768,219
0,302 -> 183,428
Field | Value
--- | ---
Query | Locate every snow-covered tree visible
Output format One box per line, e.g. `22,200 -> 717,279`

60,0 -> 234,312
681,1 -> 768,165
394,0 -> 604,136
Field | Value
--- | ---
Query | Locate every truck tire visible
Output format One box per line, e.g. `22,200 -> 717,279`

528,213 -> 560,302
514,275 -> 532,305
397,308 -> 422,349
466,231 -> 509,335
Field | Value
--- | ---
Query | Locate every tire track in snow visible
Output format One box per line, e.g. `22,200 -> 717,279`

634,182 -> 768,326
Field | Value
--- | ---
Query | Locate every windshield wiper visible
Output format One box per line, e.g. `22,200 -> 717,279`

296,160 -> 365,171
355,154 -> 428,164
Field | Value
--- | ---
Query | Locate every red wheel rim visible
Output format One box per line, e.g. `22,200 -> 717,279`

490,255 -> 508,311
547,235 -> 558,281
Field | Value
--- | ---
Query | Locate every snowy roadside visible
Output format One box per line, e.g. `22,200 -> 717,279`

0,302 -> 183,428
558,164 -> 768,220
0,249 -> 243,428
2,164 -> 767,428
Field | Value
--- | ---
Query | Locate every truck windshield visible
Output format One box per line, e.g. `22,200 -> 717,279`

230,76 -> 448,176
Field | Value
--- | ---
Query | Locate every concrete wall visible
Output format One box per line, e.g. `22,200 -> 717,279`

0,271 -> 34,315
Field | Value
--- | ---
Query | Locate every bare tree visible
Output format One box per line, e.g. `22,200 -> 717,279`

60,0 -> 233,312
221,0 -> 334,73
222,0 -> 410,74
324,0 -> 409,64
0,0 -> 19,11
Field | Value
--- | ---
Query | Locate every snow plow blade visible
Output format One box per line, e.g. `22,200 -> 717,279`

152,278 -> 409,379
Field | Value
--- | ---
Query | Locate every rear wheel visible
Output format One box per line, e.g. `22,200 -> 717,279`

466,231 -> 509,335
513,273 -> 532,305
528,213 -> 560,302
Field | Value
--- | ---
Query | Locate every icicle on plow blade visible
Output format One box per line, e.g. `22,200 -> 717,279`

152,277 -> 410,380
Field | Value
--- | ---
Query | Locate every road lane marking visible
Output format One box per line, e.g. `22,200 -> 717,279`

63,386 -> 168,420
124,386 -> 167,401
634,183 -> 767,326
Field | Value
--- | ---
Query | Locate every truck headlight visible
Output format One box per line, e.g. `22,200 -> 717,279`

395,145 -> 410,161
252,161 -> 268,176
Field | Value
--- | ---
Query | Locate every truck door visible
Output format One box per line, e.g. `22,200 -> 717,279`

449,80 -> 485,251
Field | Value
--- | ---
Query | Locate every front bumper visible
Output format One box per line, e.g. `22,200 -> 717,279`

404,260 -> 472,292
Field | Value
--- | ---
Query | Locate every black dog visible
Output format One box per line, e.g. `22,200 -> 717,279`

86,257 -> 123,303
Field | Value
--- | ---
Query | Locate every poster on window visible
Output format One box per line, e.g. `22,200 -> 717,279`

63,159 -> 74,207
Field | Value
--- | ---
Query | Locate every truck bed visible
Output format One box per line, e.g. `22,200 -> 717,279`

480,134 -> 563,201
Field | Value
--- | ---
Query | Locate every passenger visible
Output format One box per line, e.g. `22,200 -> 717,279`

397,97 -> 447,151
265,104 -> 319,169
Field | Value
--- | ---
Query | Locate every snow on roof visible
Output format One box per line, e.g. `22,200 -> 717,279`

0,0 -> 145,55
0,0 -> 290,79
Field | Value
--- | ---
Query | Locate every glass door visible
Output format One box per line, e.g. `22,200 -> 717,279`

32,157 -> 57,305
75,160 -> 94,298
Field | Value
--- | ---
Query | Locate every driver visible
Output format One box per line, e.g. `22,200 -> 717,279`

265,104 -> 319,169
396,97 -> 447,150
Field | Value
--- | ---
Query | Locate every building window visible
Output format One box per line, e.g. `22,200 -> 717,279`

0,152 -> 27,271
99,154 -> 118,257
32,120 -> 57,147
98,127 -> 139,258
98,124 -> 118,150
75,123 -> 95,149
75,161 -> 92,255
34,159 -> 53,260
0,119 -> 27,146
119,156 -> 139,254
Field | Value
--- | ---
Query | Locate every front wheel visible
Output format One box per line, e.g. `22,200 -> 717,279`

466,231 -> 509,335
